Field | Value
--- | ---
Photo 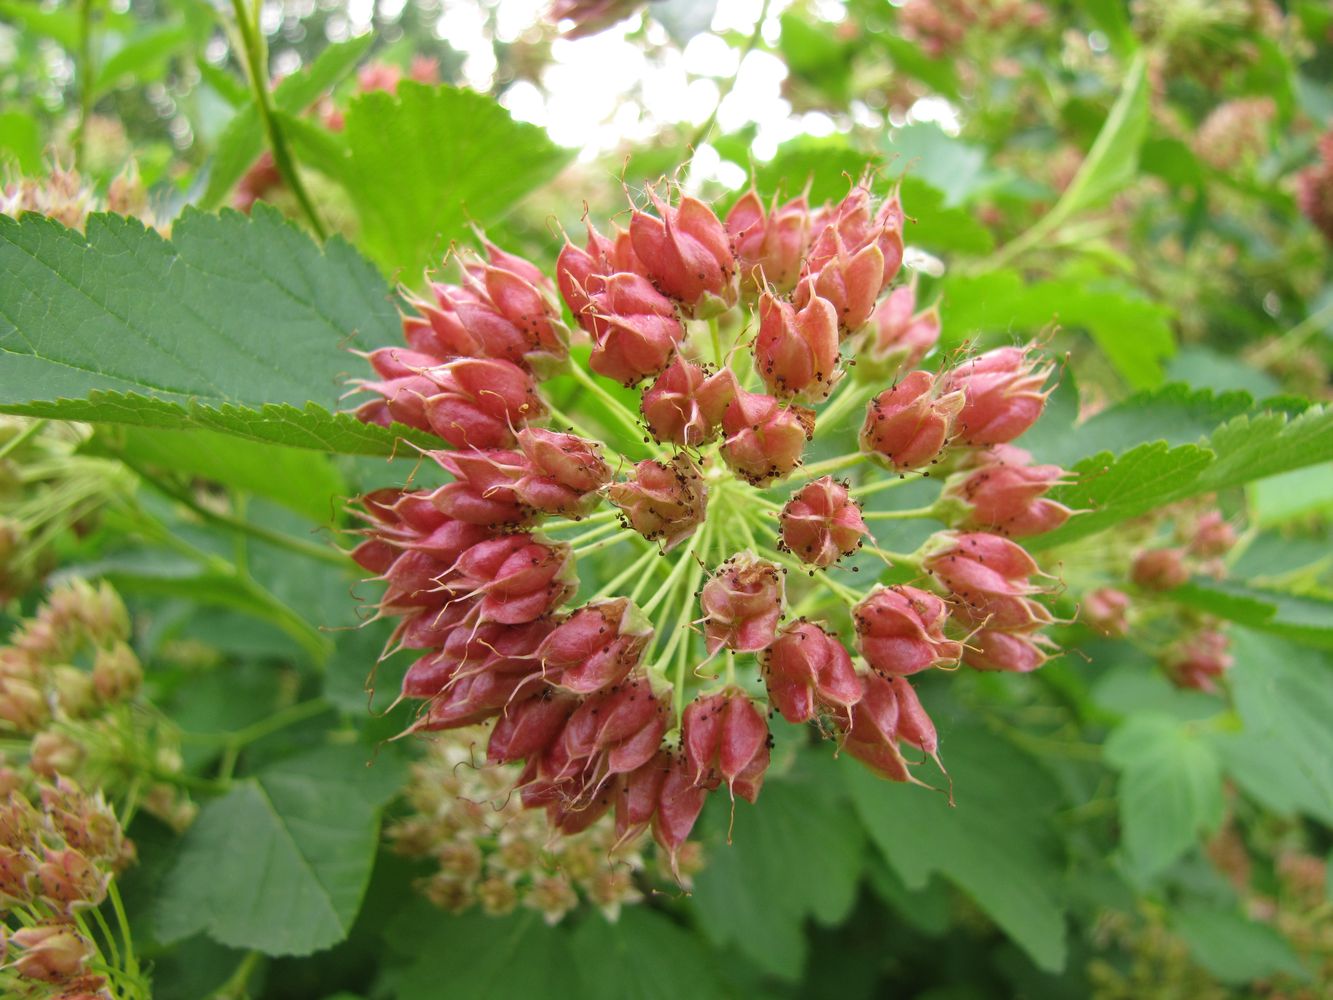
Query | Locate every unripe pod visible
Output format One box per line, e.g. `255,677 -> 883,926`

615,751 -> 670,848
963,628 -> 1055,674
486,689 -> 579,764
1130,547 -> 1189,591
859,370 -> 964,471
761,619 -> 863,723
682,688 -> 771,802
853,585 -> 963,675
755,290 -> 842,401
840,673 -> 916,783
1187,511 -> 1237,558
652,752 -> 710,874
1163,628 -> 1232,693
91,641 -> 142,703
454,534 -> 578,625
923,531 -> 1042,607
779,476 -> 869,568
0,845 -> 37,901
942,346 -> 1053,446
544,674 -> 669,786
608,453 -> 707,551
630,184 -> 738,317
700,552 -> 785,654
37,846 -> 108,911
30,731 -> 85,779
720,389 -> 814,486
427,449 -> 529,525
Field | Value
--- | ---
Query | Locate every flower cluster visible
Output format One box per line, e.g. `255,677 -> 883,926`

350,175 -> 1066,867
0,775 -> 134,998
386,730 -> 699,922
0,580 -> 194,830
1082,504 -> 1239,693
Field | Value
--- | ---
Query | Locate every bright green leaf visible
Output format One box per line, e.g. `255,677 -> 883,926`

0,111 -> 42,173
847,725 -> 1068,972
1174,906 -> 1309,984
1105,715 -> 1224,878
92,23 -> 193,97
339,83 -> 570,276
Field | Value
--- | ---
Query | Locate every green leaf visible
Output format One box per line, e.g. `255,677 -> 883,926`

0,207 -> 428,455
688,766 -> 865,980
94,425 -> 346,524
1104,715 -> 1224,879
571,910 -> 728,1000
1171,580 -> 1333,649
846,725 -> 1068,972
340,83 -> 570,276
1174,906 -> 1309,984
200,35 -> 374,210
1211,632 -> 1333,824
0,111 -> 42,173
154,745 -> 391,956
900,176 -> 995,255
0,0 -> 82,48
92,22 -> 194,97
1250,465 -> 1333,526
886,124 -> 989,206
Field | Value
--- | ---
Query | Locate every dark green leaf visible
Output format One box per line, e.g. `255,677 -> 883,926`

1174,906 -> 1309,984
571,909 -> 728,1000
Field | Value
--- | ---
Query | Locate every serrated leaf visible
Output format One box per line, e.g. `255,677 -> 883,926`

688,768 -> 865,980
1104,715 -> 1224,879
0,207 -> 430,455
571,910 -> 728,1000
340,83 -> 570,276
154,745 -> 390,956
1211,631 -> 1333,824
846,725 -> 1068,972
1174,906 -> 1309,984
200,35 -> 375,209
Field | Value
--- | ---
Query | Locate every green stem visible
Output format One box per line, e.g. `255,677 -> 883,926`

816,379 -> 875,435
792,451 -> 864,481
223,697 -> 332,750
563,518 -> 625,549
572,530 -> 635,557
208,950 -> 262,1000
592,544 -> 662,602
861,506 -> 938,521
229,0 -> 327,238
108,882 -> 139,984
708,316 -> 723,368
74,0 -> 95,169
541,508 -> 620,533
850,471 -> 920,499
641,530 -> 704,616
668,557 -> 706,723
1249,299 -> 1333,365
566,363 -> 649,446
0,418 -> 45,460
91,905 -> 121,974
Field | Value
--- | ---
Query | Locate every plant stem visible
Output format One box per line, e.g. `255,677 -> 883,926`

861,506 -> 938,521
641,530 -> 703,616
208,951 -> 262,1000
541,508 -> 621,533
566,362 -> 650,447
563,517 -> 625,549
850,471 -> 921,499
108,882 -> 139,984
1249,298 -> 1333,365
816,379 -> 875,436
592,544 -> 662,602
0,418 -> 45,460
229,0 -> 327,238
572,530 -> 635,557
792,451 -> 864,481
74,0 -> 95,169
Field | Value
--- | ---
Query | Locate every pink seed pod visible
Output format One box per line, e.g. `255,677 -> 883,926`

630,183 -> 738,317
537,599 -> 654,694
725,188 -> 812,294
1130,547 -> 1189,591
1083,587 -> 1131,637
779,476 -> 869,568
487,688 -> 579,763
417,357 -> 546,449
652,752 -> 711,874
585,271 -> 686,386
0,845 -> 36,902
36,847 -> 107,912
860,281 -> 940,380
1163,628 -> 1232,693
939,458 -> 1073,538
700,552 -> 785,654
1187,511 -> 1237,559
608,453 -> 708,551
426,449 -> 529,525
887,675 -> 941,767
793,249 -> 883,336
859,370 -> 965,471
963,628 -> 1055,674
799,181 -> 904,332
682,689 -> 771,802
412,661 -> 547,731
0,677 -> 48,732
853,585 -> 963,675
924,531 -> 1041,604
454,534 -> 578,624
615,751 -> 670,847
640,358 -> 734,447
11,925 -> 93,983
720,388 -> 815,486
514,427 -> 612,517
543,675 -> 669,787
754,290 -> 842,401
943,346 -> 1054,446
761,619 -> 864,723
839,672 -> 917,783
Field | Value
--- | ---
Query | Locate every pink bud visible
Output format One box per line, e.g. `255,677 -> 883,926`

943,346 -> 1054,446
859,370 -> 965,470
726,189 -> 812,293
1130,547 -> 1189,591
546,674 -> 669,784
720,389 -> 815,486
537,599 -> 654,694
761,619 -> 864,723
608,453 -> 707,551
487,688 -> 579,763
682,689 -> 771,802
1188,512 -> 1237,558
1163,629 -> 1232,693
630,184 -> 737,316
793,248 -> 883,335
427,449 -> 529,525
1083,587 -> 1131,636
924,530 -> 1041,602
940,458 -> 1072,537
839,673 -> 915,783
586,272 -> 685,386
455,534 -> 578,624
514,427 -> 612,517
779,476 -> 869,568
652,752 -> 710,872
853,585 -> 963,675
887,675 -> 939,763
963,629 -> 1055,673
640,358 -> 730,447
615,751 -> 669,847
419,357 -> 546,449
863,283 -> 940,378
755,290 -> 842,401
700,553 -> 785,654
